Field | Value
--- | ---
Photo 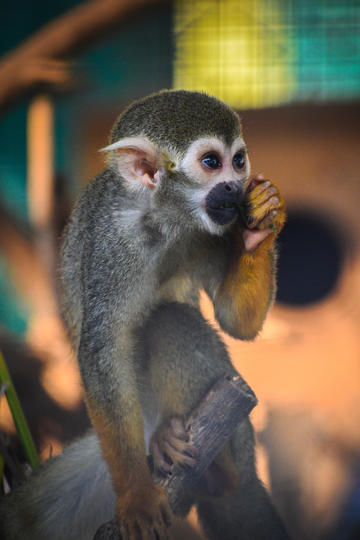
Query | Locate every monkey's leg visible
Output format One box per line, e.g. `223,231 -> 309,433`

142,302 -> 288,539
141,300 -> 237,514
142,301 -> 237,424
196,420 -> 290,540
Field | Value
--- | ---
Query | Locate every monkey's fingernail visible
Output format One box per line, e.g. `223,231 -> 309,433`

270,196 -> 279,205
185,445 -> 198,457
268,187 -> 276,196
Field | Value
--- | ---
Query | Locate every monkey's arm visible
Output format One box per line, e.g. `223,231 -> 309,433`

74,222 -> 172,538
207,177 -> 286,340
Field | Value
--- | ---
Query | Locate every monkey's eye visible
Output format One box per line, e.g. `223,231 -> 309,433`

201,153 -> 222,170
232,153 -> 246,170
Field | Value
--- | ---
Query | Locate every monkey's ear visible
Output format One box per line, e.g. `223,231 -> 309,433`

100,137 -> 165,190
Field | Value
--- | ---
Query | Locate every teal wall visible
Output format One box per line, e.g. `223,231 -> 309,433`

292,0 -> 360,101
0,1 -> 173,334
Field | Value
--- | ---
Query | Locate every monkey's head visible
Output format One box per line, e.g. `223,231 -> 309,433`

102,90 -> 251,235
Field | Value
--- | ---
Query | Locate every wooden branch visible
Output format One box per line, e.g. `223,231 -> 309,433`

93,375 -> 257,539
161,375 -> 257,511
0,0 -> 167,112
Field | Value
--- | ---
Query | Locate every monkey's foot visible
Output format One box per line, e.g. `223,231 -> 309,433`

150,417 -> 198,476
116,484 -> 172,540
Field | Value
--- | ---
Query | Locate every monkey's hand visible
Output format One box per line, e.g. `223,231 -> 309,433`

241,173 -> 286,252
116,483 -> 172,540
150,417 -> 198,476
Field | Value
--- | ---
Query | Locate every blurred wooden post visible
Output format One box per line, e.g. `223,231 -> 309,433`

26,93 -> 65,360
26,94 -> 58,289
27,94 -> 54,230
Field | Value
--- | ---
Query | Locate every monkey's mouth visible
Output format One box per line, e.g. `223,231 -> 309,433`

205,182 -> 243,226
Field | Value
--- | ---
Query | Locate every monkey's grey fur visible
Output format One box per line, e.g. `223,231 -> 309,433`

110,90 -> 240,153
0,432 -> 114,539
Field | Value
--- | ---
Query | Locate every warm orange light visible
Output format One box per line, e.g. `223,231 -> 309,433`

24,93 -> 83,436
39,436 -> 63,461
27,94 -> 54,227
0,398 -> 16,435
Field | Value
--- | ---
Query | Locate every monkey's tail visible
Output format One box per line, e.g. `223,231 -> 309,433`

0,431 -> 115,540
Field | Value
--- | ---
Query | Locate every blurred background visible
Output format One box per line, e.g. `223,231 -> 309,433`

0,1 -> 360,538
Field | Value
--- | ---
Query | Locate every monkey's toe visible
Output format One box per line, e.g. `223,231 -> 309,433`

150,416 -> 198,475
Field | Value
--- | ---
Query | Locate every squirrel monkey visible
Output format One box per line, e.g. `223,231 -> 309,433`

0,90 -> 288,539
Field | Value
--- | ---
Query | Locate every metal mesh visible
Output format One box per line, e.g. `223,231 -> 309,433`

174,0 -> 360,108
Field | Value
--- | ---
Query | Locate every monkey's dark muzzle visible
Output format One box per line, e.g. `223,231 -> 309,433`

205,182 -> 243,226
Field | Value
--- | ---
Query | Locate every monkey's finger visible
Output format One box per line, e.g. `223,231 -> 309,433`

156,511 -> 172,535
246,183 -> 277,210
119,523 -> 130,540
135,512 -> 166,540
151,443 -> 173,474
246,179 -> 270,197
247,198 -> 282,230
159,503 -> 173,529
153,526 -> 170,540
153,507 -> 172,539
246,173 -> 265,192
259,210 -> 280,230
153,529 -> 169,540
136,524 -> 154,540
163,441 -> 197,468
145,525 -> 158,540
163,434 -> 198,458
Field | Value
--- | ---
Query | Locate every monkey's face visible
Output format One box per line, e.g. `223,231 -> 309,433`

102,133 -> 250,237
101,90 -> 252,237
101,90 -> 252,236
177,135 -> 251,235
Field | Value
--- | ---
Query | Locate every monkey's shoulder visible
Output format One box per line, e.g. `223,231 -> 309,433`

69,168 -> 146,237
80,168 -> 127,211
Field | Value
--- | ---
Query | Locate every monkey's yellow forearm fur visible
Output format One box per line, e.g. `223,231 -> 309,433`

215,228 -> 277,340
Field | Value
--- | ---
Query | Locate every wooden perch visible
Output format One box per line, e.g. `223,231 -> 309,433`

93,375 -> 257,540
0,0 -> 167,112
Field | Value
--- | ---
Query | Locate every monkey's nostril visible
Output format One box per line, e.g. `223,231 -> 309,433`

225,184 -> 232,192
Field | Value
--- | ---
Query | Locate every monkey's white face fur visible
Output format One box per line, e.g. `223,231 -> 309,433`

179,136 -> 250,234
101,134 -> 250,236
180,136 -> 249,186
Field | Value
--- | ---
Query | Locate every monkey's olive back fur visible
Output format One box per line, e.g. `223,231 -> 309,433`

110,90 -> 241,154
